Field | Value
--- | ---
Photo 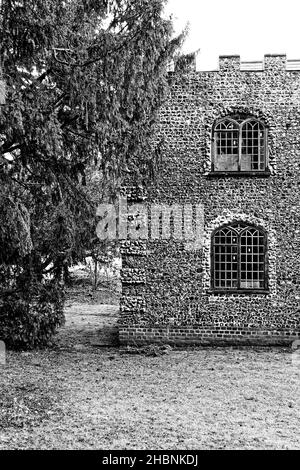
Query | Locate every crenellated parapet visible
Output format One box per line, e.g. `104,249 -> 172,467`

169,53 -> 300,73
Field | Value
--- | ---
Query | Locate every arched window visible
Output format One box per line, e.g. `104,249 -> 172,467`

213,115 -> 267,173
212,222 -> 268,292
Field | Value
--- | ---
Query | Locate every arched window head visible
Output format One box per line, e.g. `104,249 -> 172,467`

212,222 -> 268,292
213,115 -> 268,173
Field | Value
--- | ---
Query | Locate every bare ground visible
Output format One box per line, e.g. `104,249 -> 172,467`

0,278 -> 299,449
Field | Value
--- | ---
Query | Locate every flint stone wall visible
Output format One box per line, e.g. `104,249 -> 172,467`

119,55 -> 300,345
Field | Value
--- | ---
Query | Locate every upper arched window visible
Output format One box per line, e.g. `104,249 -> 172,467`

212,115 -> 268,173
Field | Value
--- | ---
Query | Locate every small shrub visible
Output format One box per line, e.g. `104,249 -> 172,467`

0,282 -> 65,350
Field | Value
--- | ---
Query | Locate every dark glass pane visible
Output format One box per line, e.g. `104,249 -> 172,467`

241,120 -> 265,171
240,228 -> 266,289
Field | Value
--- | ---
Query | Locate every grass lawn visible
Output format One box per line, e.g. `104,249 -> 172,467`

1,343 -> 299,449
0,276 -> 299,449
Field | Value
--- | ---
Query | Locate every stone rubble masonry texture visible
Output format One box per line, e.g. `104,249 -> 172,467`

119,54 -> 300,346
0,64 -> 6,107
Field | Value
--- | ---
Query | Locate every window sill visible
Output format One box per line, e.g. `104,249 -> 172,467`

207,289 -> 270,295
207,170 -> 271,178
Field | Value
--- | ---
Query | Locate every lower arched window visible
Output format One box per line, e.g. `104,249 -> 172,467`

212,222 -> 267,292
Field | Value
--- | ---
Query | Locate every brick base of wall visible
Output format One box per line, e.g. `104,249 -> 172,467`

119,326 -> 300,346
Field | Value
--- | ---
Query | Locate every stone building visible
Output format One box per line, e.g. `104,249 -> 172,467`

119,54 -> 300,345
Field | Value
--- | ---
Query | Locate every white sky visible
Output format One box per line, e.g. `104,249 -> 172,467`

164,0 -> 300,70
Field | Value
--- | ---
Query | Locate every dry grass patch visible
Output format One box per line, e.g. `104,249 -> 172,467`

0,345 -> 299,449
